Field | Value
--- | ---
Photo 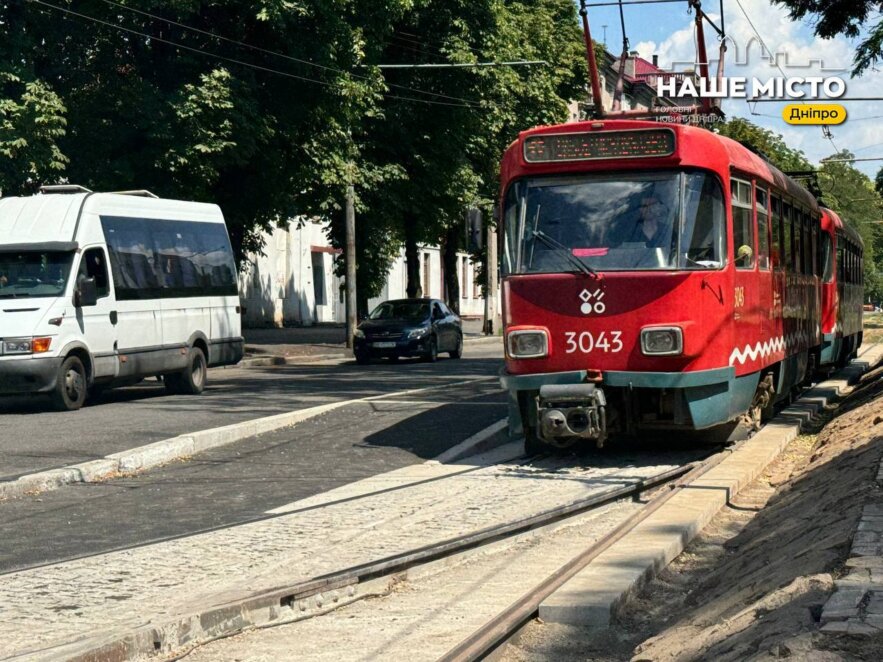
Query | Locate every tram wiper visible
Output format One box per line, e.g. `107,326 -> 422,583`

530,230 -> 598,277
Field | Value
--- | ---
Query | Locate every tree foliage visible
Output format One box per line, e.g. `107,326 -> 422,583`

773,0 -> 883,75
716,117 -> 812,172
2,0 -> 585,310
819,152 -> 883,302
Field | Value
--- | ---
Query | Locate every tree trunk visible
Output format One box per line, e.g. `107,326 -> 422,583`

405,217 -> 421,298
443,225 -> 460,314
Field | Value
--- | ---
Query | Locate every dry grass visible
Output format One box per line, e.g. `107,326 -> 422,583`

865,312 -> 883,344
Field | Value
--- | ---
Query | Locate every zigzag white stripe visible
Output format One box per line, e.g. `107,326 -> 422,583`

728,330 -> 813,367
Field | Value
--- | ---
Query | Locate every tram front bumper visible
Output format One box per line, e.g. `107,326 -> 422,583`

501,365 -> 753,437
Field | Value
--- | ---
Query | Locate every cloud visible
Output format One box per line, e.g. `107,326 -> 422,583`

634,0 -> 883,177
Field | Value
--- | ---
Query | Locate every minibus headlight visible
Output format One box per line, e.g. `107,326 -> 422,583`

4,338 -> 33,355
640,327 -> 683,356
1,337 -> 52,355
507,330 -> 549,359
353,329 -> 365,339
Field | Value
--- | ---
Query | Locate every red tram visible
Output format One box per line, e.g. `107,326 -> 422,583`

819,207 -> 864,368
498,120 -> 864,453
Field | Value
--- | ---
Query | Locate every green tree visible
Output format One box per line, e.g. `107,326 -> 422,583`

716,118 -> 812,172
351,0 -> 585,311
819,152 -> 883,302
773,1 -> 883,76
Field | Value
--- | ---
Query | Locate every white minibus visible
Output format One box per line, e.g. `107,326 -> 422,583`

0,186 -> 243,410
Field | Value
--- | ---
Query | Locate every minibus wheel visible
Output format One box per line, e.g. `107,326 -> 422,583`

51,355 -> 88,411
165,347 -> 207,395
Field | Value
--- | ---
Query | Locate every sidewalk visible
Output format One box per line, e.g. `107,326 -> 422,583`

242,318 -> 498,364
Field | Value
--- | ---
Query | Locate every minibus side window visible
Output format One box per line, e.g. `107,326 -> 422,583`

78,247 -> 110,298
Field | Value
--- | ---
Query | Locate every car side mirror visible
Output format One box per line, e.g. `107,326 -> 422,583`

74,275 -> 98,307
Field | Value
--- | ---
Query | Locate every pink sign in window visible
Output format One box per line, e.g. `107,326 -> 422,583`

572,248 -> 608,257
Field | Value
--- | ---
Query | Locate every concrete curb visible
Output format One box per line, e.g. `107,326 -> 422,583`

238,336 -> 502,367
0,401 -> 347,502
431,418 -> 509,464
539,344 -> 883,628
15,418 -> 518,662
0,377 -> 497,503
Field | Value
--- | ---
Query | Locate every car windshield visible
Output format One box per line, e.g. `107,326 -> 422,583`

368,301 -> 430,321
0,250 -> 75,298
502,170 -> 725,274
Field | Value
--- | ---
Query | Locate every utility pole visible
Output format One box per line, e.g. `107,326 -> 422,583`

345,182 -> 357,349
484,218 -> 500,336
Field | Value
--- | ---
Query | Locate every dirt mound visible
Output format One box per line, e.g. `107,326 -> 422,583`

627,370 -> 883,661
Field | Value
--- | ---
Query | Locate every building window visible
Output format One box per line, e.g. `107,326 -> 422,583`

311,251 -> 326,306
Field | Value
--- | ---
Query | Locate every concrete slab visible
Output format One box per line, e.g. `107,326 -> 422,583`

539,345 -> 882,628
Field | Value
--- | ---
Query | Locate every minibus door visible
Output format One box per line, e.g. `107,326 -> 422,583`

74,247 -> 119,379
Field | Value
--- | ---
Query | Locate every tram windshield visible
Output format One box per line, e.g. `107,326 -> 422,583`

502,170 -> 725,274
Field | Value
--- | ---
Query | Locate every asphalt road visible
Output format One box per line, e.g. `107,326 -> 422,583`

0,346 -> 508,573
0,343 -> 503,481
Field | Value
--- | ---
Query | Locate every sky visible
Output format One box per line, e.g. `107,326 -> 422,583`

579,0 -> 883,179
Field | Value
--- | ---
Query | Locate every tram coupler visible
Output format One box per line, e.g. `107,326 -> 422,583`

537,383 -> 608,448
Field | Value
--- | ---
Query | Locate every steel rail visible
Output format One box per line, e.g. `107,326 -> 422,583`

159,461 -> 699,662
436,450 -> 731,661
259,462 -> 696,606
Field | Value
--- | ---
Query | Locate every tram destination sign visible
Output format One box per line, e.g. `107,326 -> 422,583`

523,129 -> 675,163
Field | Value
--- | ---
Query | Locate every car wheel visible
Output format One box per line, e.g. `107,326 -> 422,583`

355,352 -> 370,365
51,355 -> 88,411
166,347 -> 207,395
422,336 -> 438,362
449,333 -> 463,359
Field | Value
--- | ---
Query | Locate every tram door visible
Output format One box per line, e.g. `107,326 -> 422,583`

731,179 -> 761,367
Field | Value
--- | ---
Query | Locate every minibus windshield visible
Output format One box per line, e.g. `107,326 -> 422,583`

0,250 -> 75,298
502,170 -> 725,274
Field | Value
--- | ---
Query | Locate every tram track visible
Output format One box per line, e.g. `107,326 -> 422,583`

165,453 -> 714,662
436,449 -> 732,662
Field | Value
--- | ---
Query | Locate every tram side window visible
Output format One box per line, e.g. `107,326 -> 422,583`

782,203 -> 793,272
820,232 -> 833,282
756,187 -> 770,270
837,237 -> 845,282
795,211 -> 804,274
811,221 -> 819,277
731,179 -> 754,269
771,196 -> 782,270
802,212 -> 812,275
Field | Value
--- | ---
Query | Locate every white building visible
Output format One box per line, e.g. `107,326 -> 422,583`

239,220 -> 490,327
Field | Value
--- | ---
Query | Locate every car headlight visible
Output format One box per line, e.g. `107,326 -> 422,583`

640,327 -> 682,355
507,330 -> 549,359
353,329 -> 365,339
2,337 -> 51,355
408,327 -> 429,339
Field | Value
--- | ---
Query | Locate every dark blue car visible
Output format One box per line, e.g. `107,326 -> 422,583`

353,298 -> 463,364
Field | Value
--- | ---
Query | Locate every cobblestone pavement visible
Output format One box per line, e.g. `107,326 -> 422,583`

820,460 -> 883,635
182,498 -> 642,662
0,443 -> 704,658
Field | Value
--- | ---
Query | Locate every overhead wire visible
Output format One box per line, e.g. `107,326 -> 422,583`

91,0 -> 484,107
29,0 -> 483,109
732,0 -> 840,157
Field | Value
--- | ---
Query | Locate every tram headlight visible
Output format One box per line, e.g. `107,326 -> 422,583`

507,329 -> 549,359
640,327 -> 683,356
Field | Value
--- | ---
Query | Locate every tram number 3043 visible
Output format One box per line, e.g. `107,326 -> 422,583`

564,330 -> 623,354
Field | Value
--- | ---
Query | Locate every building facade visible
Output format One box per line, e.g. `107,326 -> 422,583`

238,220 -> 489,327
